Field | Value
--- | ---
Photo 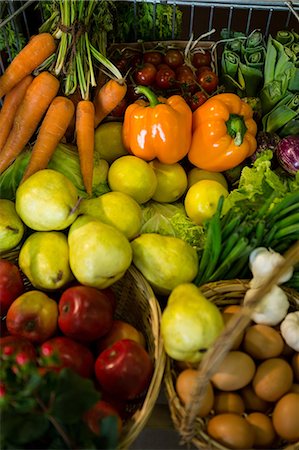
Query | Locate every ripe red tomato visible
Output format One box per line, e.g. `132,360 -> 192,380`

198,70 -> 219,94
196,65 -> 212,77
163,49 -> 184,69
95,339 -> 154,400
58,285 -> 114,343
192,50 -> 212,68
83,400 -> 123,436
176,65 -> 197,93
188,91 -> 208,111
143,51 -> 163,66
0,335 -> 36,361
0,259 -> 25,315
134,63 -> 157,86
40,336 -> 95,378
155,66 -> 176,90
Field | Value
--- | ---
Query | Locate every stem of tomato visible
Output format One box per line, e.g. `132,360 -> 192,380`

226,114 -> 248,146
135,85 -> 161,107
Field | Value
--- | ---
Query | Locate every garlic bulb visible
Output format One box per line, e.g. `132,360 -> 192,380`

280,311 -> 299,352
244,285 -> 289,326
249,247 -> 293,287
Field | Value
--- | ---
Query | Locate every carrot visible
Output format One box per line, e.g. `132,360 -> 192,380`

0,71 -> 60,174
0,33 -> 56,99
0,75 -> 33,152
76,100 -> 95,195
93,78 -> 127,128
21,96 -> 75,182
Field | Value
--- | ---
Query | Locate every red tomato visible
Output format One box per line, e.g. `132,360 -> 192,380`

196,65 -> 212,76
126,84 -> 142,103
192,50 -> 212,68
114,58 -> 127,75
83,400 -> 123,436
58,285 -> 114,343
143,51 -> 163,66
176,65 -> 197,93
188,91 -> 208,111
0,335 -> 36,361
0,260 -> 25,315
198,70 -> 219,94
40,336 -> 95,378
134,63 -> 157,86
155,66 -> 176,90
110,97 -> 128,118
95,339 -> 154,400
163,49 -> 184,69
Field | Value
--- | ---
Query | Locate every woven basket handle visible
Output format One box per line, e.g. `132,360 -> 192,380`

179,240 -> 299,445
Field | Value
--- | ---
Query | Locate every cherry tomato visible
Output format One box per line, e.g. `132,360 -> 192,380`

114,58 -> 127,75
198,70 -> 219,94
40,336 -> 95,378
126,84 -> 142,103
157,63 -> 171,70
110,97 -> 128,117
95,339 -> 154,400
192,50 -> 212,68
58,285 -> 114,343
176,65 -> 197,93
155,66 -> 176,90
196,65 -> 212,77
163,49 -> 184,69
188,91 -> 208,111
134,62 -> 157,86
143,51 -> 163,66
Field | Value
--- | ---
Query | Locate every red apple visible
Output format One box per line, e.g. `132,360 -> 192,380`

96,320 -> 146,353
83,400 -> 123,436
95,339 -> 154,400
6,291 -> 58,343
0,259 -> 25,316
39,336 -> 95,378
58,285 -> 114,343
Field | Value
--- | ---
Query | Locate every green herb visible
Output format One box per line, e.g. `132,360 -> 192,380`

0,3 -> 26,62
0,353 -> 117,449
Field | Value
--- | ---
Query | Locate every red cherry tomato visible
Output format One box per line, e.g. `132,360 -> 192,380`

58,285 -> 114,343
188,91 -> 208,111
95,339 -> 154,400
192,50 -> 212,68
40,336 -> 95,378
0,259 -> 25,315
176,65 -> 197,93
163,49 -> 184,69
134,63 -> 157,86
196,65 -> 212,77
143,51 -> 163,66
155,66 -> 176,90
198,70 -> 219,94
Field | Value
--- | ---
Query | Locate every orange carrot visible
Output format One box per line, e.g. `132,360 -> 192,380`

0,71 -> 60,174
93,78 -> 127,128
21,96 -> 75,182
0,75 -> 33,152
0,33 -> 56,99
76,100 -> 95,195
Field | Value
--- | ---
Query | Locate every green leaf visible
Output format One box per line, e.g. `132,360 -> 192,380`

50,369 -> 101,424
1,411 -> 49,445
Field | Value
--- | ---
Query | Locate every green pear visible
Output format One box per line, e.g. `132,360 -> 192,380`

15,169 -> 79,231
94,122 -> 129,163
19,231 -> 73,290
0,199 -> 24,253
68,215 -> 132,289
79,191 -> 142,240
131,233 -> 198,295
161,283 -> 224,363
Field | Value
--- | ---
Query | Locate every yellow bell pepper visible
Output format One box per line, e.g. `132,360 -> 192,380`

122,86 -> 192,164
188,93 -> 257,172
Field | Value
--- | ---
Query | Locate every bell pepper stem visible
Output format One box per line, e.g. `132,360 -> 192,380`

226,114 -> 248,146
135,85 -> 160,107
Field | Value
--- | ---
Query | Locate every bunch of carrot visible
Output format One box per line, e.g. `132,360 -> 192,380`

0,30 -> 128,196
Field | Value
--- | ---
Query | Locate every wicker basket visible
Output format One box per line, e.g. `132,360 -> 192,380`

1,250 -> 166,450
164,243 -> 299,450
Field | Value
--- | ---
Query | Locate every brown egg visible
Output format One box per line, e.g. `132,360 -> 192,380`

243,324 -> 284,360
246,412 -> 276,448
253,358 -> 293,402
207,413 -> 255,449
241,385 -> 271,412
213,391 -> 245,415
222,305 -> 245,350
211,351 -> 256,391
175,369 -> 214,417
292,353 -> 299,382
272,392 -> 299,441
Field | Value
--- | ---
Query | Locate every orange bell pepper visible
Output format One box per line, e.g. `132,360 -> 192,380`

188,93 -> 257,172
122,86 -> 192,164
